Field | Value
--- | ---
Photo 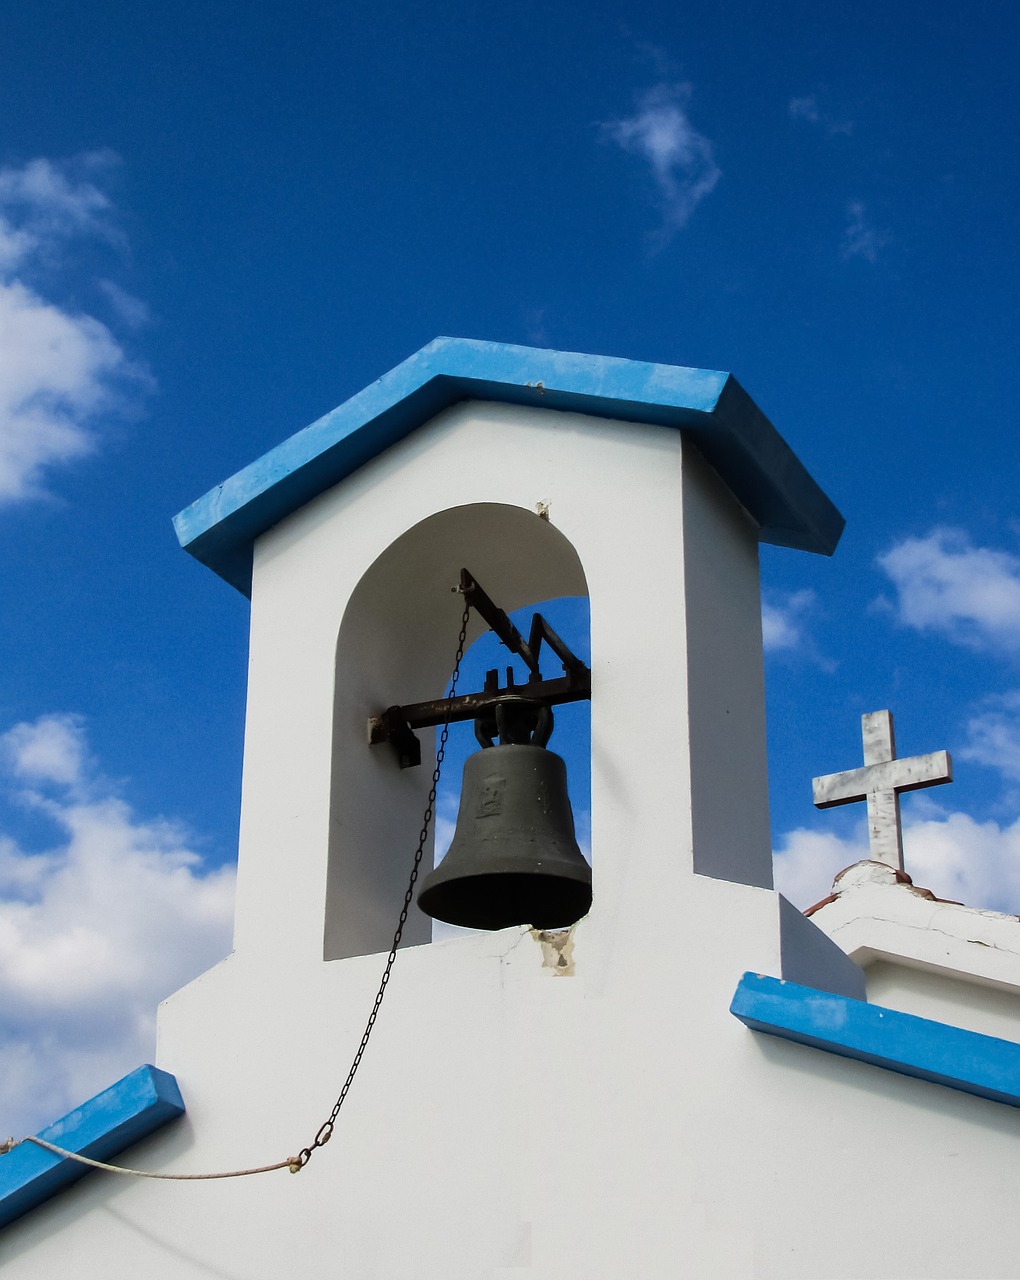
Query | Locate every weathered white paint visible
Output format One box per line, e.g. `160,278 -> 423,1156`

813,710 -> 953,869
6,402 -> 1020,1279
808,858 -> 1020,1045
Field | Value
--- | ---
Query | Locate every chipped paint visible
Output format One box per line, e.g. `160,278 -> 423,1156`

531,927 -> 576,975
805,860 -> 962,916
807,857 -> 1020,1000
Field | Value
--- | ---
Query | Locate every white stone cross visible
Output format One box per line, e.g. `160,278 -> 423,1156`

812,710 -> 953,871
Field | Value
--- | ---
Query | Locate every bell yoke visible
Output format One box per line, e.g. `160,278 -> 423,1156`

369,569 -> 592,932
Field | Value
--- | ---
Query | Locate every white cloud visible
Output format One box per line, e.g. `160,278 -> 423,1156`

842,199 -> 888,262
960,691 -> 1020,781
0,715 -> 234,1139
775,809 -> 1020,917
2,713 -> 88,787
603,83 -> 721,237
0,153 -> 148,503
773,825 -> 869,910
761,589 -> 816,653
876,528 -> 1020,651
0,280 -> 131,500
903,811 -> 1020,913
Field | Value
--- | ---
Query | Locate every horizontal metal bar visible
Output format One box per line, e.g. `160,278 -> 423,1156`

368,671 -> 591,744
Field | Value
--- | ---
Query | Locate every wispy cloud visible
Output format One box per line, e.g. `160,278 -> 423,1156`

0,714 -> 234,1137
0,152 -> 150,504
523,305 -> 549,347
876,528 -> 1020,652
98,279 -> 152,329
961,691 -> 1020,782
761,589 -> 835,670
762,589 -> 816,653
842,199 -> 888,262
0,151 -> 121,251
774,809 -> 1020,915
788,94 -> 853,136
631,39 -> 680,79
602,83 -> 721,241
788,95 -> 821,124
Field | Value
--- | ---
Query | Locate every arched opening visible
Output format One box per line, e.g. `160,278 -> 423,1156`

325,503 -> 589,961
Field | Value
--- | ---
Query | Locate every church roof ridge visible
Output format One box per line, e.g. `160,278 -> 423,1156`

805,858 -> 1020,993
172,336 -> 844,596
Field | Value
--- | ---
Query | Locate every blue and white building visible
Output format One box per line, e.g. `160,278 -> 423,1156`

4,339 -> 1020,1278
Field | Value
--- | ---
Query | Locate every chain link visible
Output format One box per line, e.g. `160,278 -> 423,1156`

293,595 -> 472,1171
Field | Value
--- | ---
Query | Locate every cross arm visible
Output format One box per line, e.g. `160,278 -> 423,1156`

813,750 -> 953,809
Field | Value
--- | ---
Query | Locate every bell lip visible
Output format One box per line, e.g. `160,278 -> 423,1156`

417,869 -> 593,932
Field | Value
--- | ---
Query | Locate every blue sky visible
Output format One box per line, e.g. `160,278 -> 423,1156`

1,0 -> 1019,1134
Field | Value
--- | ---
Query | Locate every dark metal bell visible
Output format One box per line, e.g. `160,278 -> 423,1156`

417,702 -> 592,931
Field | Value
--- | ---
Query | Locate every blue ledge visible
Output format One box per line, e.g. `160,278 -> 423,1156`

731,972 -> 1020,1108
0,1065 -> 185,1229
173,336 -> 844,596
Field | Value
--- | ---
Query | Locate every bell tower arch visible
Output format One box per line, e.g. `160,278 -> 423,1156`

325,501 -> 588,961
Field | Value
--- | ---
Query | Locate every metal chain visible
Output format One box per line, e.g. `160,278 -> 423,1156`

292,594 -> 472,1172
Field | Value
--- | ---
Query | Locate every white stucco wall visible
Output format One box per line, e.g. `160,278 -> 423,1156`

5,403 -> 1020,1279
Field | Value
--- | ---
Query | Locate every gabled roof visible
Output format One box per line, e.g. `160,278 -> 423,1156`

173,337 -> 844,596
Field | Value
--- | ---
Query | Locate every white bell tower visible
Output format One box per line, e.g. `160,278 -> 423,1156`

175,338 -> 851,975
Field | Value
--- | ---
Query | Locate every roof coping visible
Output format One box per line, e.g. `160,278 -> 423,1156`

173,337 -> 844,596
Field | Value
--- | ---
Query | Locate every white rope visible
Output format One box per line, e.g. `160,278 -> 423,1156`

4,1135 -> 302,1178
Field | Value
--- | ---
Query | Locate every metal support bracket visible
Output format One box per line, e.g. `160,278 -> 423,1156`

368,568 -> 591,768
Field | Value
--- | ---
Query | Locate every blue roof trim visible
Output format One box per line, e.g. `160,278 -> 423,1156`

0,1065 -> 184,1229
731,972 -> 1020,1108
173,337 -> 844,596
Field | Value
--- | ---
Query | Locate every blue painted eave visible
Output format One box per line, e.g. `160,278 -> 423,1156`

731,972 -> 1020,1109
173,338 -> 845,597
0,1064 -> 185,1230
